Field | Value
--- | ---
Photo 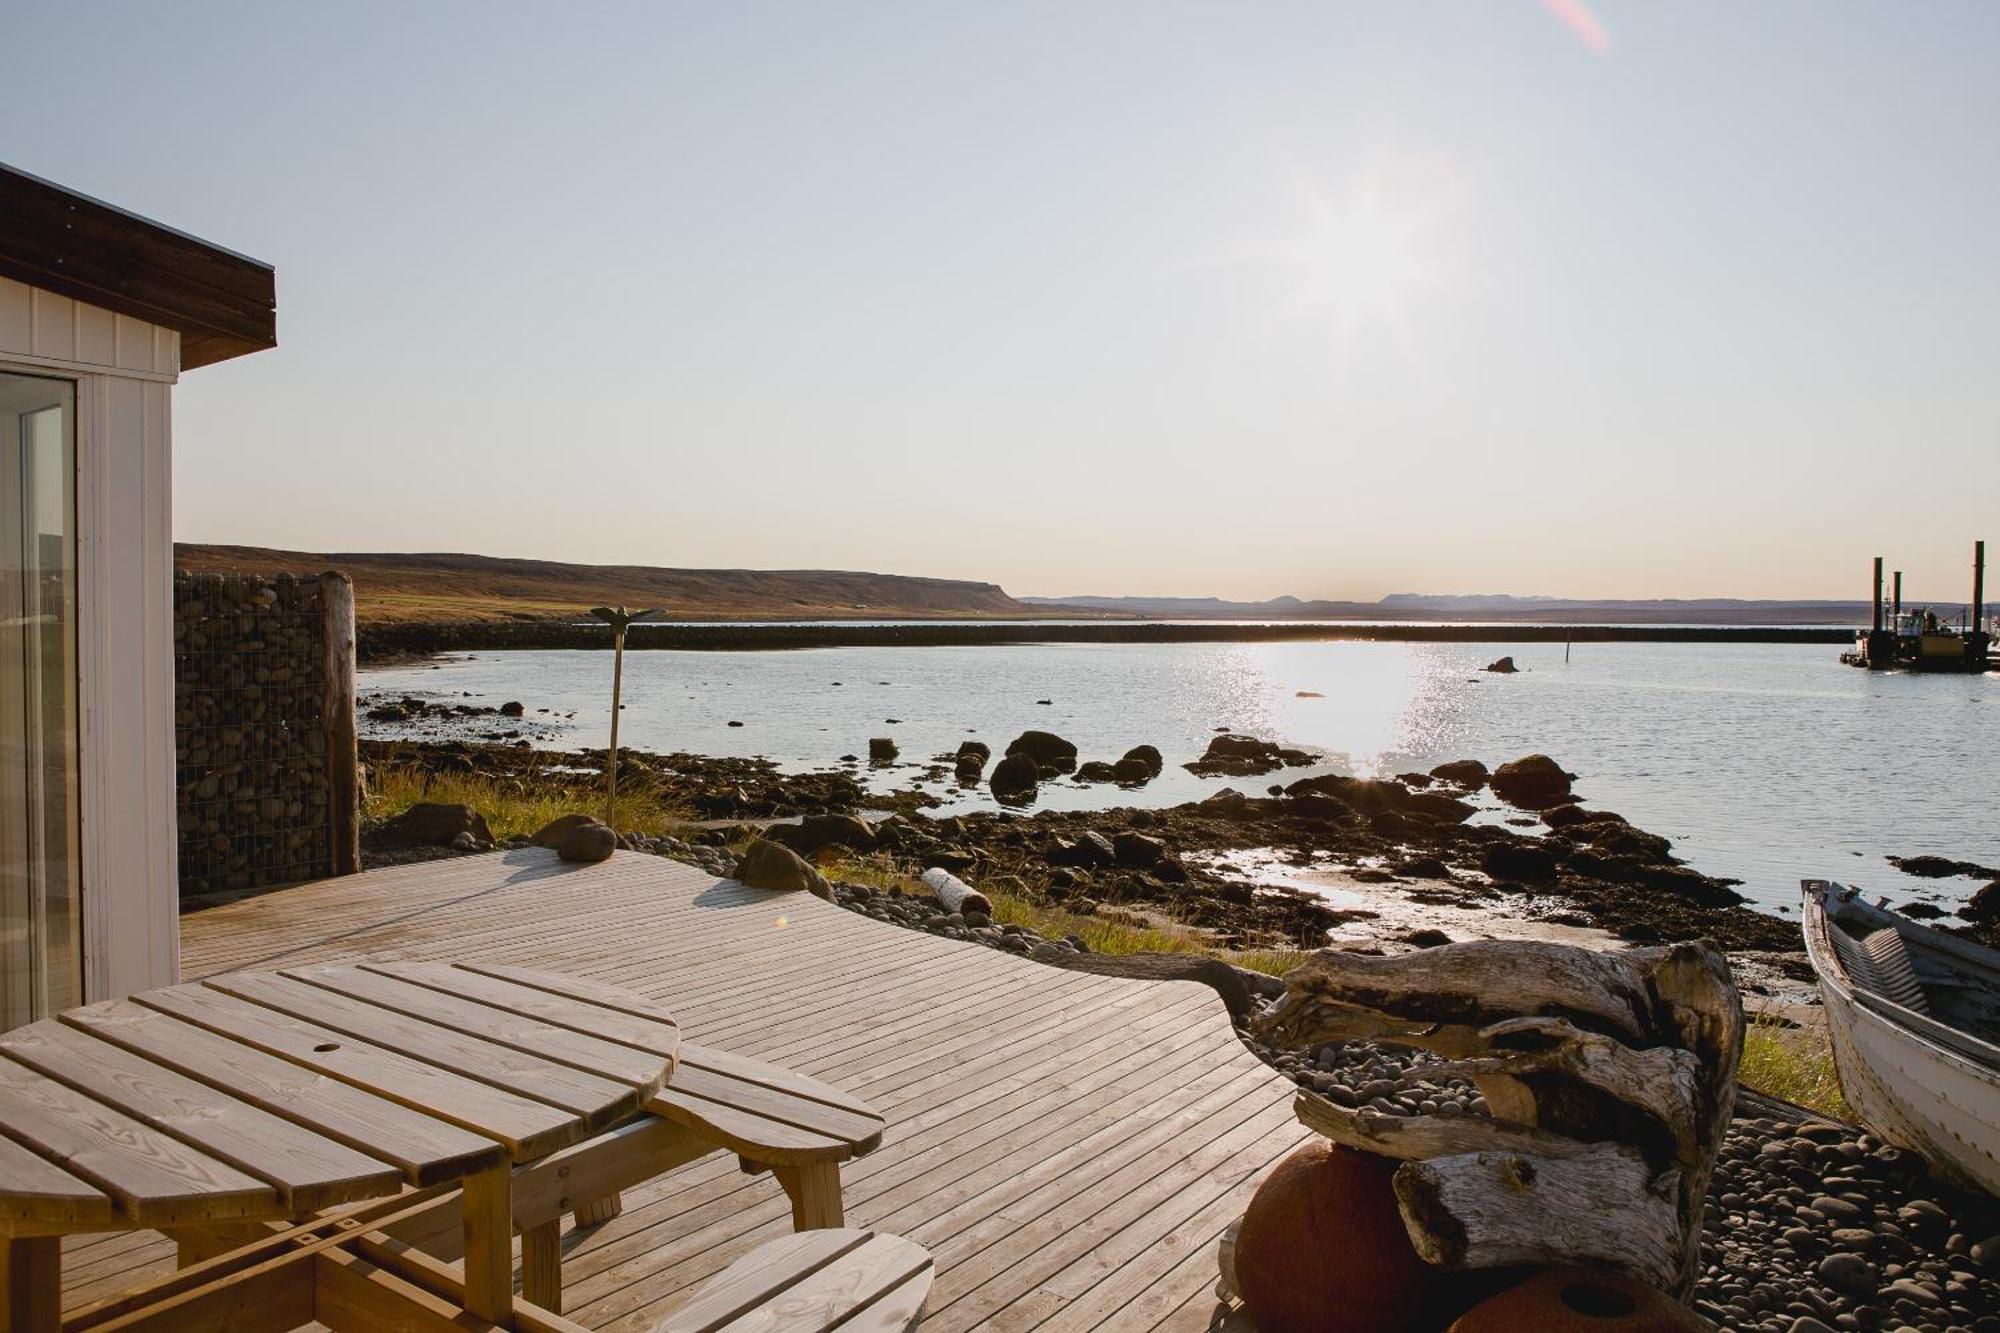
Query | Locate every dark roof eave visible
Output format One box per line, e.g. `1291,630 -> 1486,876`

0,162 -> 276,369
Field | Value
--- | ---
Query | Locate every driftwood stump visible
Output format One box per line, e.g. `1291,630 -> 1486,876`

1253,939 -> 1742,1297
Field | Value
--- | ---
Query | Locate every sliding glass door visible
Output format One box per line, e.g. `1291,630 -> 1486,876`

1,371 -> 79,1029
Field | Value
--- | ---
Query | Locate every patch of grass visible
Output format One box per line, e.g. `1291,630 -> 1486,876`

1738,1012 -> 1849,1120
364,762 -> 698,841
819,854 -> 1312,978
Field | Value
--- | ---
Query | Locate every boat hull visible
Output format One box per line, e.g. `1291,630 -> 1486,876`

1817,974 -> 2000,1196
1803,884 -> 2000,1197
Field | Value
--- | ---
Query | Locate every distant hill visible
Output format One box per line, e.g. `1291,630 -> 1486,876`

1021,592 -> 1885,626
175,545 -> 1033,625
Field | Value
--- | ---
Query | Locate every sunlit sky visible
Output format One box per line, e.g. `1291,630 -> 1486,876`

11,2 -> 1999,602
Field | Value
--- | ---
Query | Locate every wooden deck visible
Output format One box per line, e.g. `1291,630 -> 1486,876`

60,849 -> 1306,1331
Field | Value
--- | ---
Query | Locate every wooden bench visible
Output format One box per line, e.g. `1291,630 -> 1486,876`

522,1040 -> 886,1309
275,1039 -> 887,1314
656,1228 -> 933,1333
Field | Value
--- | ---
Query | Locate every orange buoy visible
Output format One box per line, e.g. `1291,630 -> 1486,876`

1233,1142 -> 1433,1333
1448,1267 -> 1712,1331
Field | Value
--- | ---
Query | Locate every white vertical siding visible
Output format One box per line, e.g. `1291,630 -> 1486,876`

4,279 -> 181,1002
0,278 -> 178,378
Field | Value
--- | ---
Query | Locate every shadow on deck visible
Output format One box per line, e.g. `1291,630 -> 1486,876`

63,848 -> 1300,1331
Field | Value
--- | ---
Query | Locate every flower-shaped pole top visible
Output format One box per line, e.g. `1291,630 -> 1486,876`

589,606 -> 659,643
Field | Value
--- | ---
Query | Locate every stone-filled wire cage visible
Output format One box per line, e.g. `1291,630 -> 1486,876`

173,571 -> 359,898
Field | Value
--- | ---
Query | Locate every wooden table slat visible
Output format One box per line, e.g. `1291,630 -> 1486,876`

0,1023 -> 401,1214
285,965 -> 672,1090
363,961 -> 681,1057
59,1001 -> 505,1185
461,962 -> 688,1029
0,1057 -> 276,1227
200,972 -> 638,1125
133,984 -> 580,1160
677,1043 -> 881,1120
648,1085 -> 854,1164
0,1130 -> 115,1236
666,1062 -> 882,1150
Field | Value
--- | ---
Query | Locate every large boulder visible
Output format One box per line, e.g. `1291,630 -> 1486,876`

1429,758 -> 1489,789
769,812 -> 877,856
1074,760 -> 1120,782
1186,734 -> 1313,777
1120,744 -> 1164,778
1480,841 -> 1559,882
1483,656 -> 1519,673
1964,880 -> 2000,925
1048,831 -> 1116,868
1285,773 -> 1409,813
1005,730 -> 1078,774
867,737 -> 898,763
989,752 -> 1040,802
530,813 -> 604,849
1112,832 -> 1166,869
377,802 -> 492,849
1489,753 -> 1576,809
953,740 -> 990,781
1402,790 -> 1475,823
556,821 -> 617,864
735,838 -> 832,899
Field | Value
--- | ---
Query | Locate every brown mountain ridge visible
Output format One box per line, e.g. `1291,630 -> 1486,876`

174,544 -> 1033,625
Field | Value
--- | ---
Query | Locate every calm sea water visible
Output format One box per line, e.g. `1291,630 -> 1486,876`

362,640 -> 1998,918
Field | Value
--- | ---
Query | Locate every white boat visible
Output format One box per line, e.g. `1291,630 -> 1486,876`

1801,879 -> 2000,1196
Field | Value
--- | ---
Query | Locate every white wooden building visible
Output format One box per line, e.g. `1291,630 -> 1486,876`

0,163 -> 275,1028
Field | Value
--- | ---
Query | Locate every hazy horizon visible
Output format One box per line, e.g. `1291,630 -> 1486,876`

14,2 -> 2000,601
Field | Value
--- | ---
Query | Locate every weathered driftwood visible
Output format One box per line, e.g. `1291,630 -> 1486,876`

921,868 -> 992,918
1254,938 -> 1741,1298
1394,1147 -> 1681,1283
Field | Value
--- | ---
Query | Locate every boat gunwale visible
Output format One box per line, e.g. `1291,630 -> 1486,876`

1801,879 -> 2000,1077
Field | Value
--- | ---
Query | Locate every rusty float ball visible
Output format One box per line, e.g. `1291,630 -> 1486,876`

1448,1267 -> 1712,1332
1233,1142 -> 1429,1333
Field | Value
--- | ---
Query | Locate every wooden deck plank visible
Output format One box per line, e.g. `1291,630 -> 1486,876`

118,849 -> 1308,1330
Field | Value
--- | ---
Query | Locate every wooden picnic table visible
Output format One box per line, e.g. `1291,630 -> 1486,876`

0,961 -> 682,1331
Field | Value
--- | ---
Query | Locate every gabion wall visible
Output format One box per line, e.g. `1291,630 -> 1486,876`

174,572 -> 356,897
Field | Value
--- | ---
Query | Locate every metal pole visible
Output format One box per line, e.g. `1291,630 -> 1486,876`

1891,571 -> 1902,620
1872,557 -> 1883,634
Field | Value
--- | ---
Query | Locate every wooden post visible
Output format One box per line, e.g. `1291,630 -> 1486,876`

2,1236 -> 61,1333
772,1162 -> 845,1229
522,1219 -> 563,1313
459,1163 -> 515,1326
606,624 -> 625,828
321,572 -> 360,877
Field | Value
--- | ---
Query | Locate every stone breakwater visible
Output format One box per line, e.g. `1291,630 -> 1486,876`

356,618 -> 1850,661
